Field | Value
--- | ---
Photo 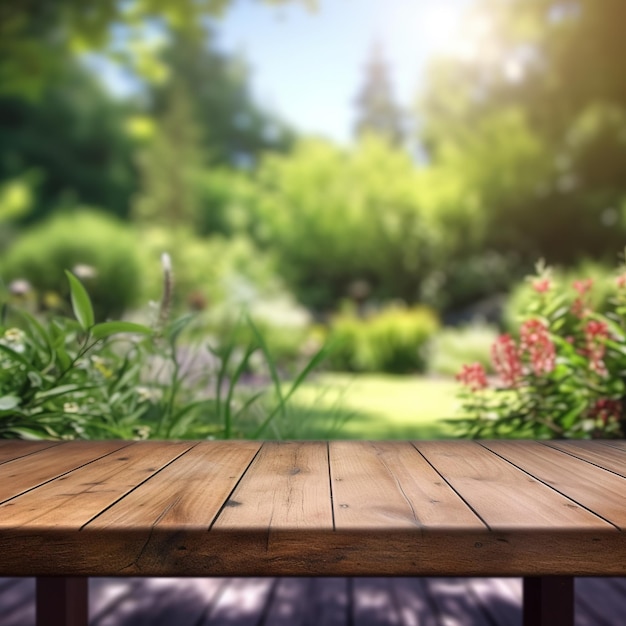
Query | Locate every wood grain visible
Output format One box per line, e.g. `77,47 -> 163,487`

0,441 -> 193,529
329,441 -> 485,530
415,440 -> 613,530
481,440 -> 626,530
0,441 -> 62,465
543,440 -> 626,478
212,441 -> 332,530
0,440 -> 625,577
0,440 -> 131,504
88,440 -> 260,530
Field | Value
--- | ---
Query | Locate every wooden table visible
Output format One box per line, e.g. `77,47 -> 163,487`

0,440 -> 624,626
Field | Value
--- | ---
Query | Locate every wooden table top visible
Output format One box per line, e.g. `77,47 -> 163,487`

0,440 -> 624,577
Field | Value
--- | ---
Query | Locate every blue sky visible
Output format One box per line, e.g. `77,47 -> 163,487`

214,0 -> 473,145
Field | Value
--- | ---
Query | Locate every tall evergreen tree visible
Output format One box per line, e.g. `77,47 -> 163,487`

149,30 -> 296,169
132,82 -> 205,229
353,41 -> 406,146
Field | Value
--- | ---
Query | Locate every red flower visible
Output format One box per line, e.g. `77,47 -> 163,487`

532,278 -> 551,294
589,398 -> 621,424
571,297 -> 587,318
573,278 -> 593,295
584,320 -> 609,376
456,362 -> 488,392
491,334 -> 523,387
520,319 -> 556,376
617,273 -> 626,289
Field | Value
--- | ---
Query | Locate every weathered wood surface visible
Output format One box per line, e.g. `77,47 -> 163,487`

0,440 -> 625,576
1,577 -> 624,626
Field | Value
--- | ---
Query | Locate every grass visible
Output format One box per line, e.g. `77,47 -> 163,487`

281,372 -> 461,439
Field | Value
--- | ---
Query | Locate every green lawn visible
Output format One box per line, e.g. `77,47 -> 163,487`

280,373 -> 462,439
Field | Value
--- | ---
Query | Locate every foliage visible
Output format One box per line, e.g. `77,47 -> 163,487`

135,228 -> 290,315
150,31 -> 296,170
426,322 -> 499,377
1,209 -> 143,320
132,83 -> 206,229
417,0 -> 626,272
326,303 -> 440,374
353,42 -> 406,147
252,136 -> 442,310
454,258 -> 626,439
0,269 -> 329,440
0,64 -> 138,224
503,259 -> 619,332
0,0 -> 314,99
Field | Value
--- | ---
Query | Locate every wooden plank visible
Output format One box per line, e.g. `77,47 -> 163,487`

202,578 -> 275,626
0,440 -> 131,504
0,441 -> 194,529
423,578 -> 496,626
212,441 -> 332,530
389,578 -> 440,626
94,578 -> 227,626
576,578 -> 626,626
543,441 -> 626,478
258,578 -> 315,626
415,440 -> 613,529
352,578 -> 402,626
599,439 -> 626,452
330,441 -> 485,530
0,440 -> 62,465
468,578 -> 521,626
88,441 -> 261,530
310,578 -> 349,626
481,440 -> 626,529
0,579 -> 35,626
90,578 -> 146,625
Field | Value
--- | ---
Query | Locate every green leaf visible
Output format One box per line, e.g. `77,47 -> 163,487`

34,384 -> 91,401
0,395 -> 20,410
65,270 -> 94,330
90,321 -> 153,339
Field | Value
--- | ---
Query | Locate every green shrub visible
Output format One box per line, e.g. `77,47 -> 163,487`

1,209 -> 143,320
426,323 -> 499,376
454,258 -> 626,439
135,229 -> 288,312
326,303 -> 440,374
0,270 -> 329,440
503,259 -> 617,332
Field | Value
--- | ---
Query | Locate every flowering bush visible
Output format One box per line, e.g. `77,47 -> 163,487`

454,258 -> 626,438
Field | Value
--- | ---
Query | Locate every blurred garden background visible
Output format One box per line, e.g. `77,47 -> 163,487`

2,0 -> 626,440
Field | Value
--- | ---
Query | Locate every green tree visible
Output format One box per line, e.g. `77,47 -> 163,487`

150,31 -> 296,169
252,136 -> 441,311
353,41 -> 406,147
418,0 -> 626,270
0,63 -> 138,224
132,83 -> 205,229
0,0 -> 314,99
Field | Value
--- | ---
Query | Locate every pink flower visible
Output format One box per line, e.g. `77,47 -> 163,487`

589,398 -> 621,425
532,278 -> 551,294
616,273 -> 626,289
520,319 -> 556,375
491,334 -> 523,387
573,278 -> 593,295
571,297 -> 590,319
456,362 -> 488,392
584,320 -> 609,376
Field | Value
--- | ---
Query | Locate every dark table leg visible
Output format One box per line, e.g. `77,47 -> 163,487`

36,577 -> 89,626
523,576 -> 574,626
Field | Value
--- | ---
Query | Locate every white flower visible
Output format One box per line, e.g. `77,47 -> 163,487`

63,402 -> 80,414
1,328 -> 26,353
